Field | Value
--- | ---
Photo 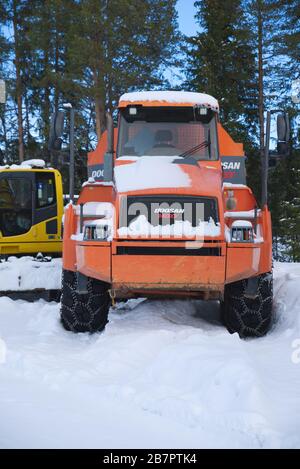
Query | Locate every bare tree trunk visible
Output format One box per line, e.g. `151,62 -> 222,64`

43,35 -> 51,165
15,84 -> 24,161
54,19 -> 60,111
95,98 -> 102,141
93,70 -> 106,141
25,92 -> 30,144
86,104 -> 93,152
257,1 -> 264,156
12,0 -> 24,163
0,113 -> 8,161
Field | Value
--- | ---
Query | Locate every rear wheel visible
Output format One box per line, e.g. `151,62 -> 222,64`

60,270 -> 111,333
221,272 -> 273,338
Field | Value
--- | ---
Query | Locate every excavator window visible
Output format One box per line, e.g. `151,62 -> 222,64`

0,177 -> 32,237
36,172 -> 56,208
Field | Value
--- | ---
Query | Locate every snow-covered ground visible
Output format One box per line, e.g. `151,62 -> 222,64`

0,257 -> 62,292
0,262 -> 300,449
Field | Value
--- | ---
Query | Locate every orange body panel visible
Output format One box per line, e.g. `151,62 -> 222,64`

223,186 -> 256,213
218,123 -> 244,156
226,245 -> 262,283
77,243 -> 111,283
259,207 -> 272,272
112,252 -> 226,293
88,129 -> 118,167
78,185 -> 115,205
62,204 -> 77,272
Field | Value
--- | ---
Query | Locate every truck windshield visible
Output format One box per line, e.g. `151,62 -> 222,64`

117,106 -> 218,160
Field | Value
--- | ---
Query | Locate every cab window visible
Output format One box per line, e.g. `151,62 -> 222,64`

117,107 -> 219,161
36,173 -> 56,208
0,177 -> 32,237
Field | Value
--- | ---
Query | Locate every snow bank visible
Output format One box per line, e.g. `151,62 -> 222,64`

119,91 -> 219,112
118,215 -> 220,238
0,263 -> 300,448
114,156 -> 191,192
0,257 -> 62,292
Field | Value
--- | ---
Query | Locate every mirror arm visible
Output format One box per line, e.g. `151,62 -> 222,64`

104,112 -> 114,182
261,111 -> 271,208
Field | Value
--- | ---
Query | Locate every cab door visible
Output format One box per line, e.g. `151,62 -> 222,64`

0,172 -> 34,238
33,171 -> 58,237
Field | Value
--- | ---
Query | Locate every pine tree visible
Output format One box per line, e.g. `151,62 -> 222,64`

251,0 -> 300,259
67,0 -> 179,141
184,0 -> 257,138
0,3 -> 10,163
0,0 -> 37,163
25,0 -> 75,163
184,0 -> 261,200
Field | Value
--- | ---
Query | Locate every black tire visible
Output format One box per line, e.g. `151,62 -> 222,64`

60,270 -> 111,333
221,272 -> 273,338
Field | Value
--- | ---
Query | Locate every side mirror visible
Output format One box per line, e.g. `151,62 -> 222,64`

48,110 -> 65,151
103,112 -> 114,182
103,153 -> 113,182
276,113 -> 290,156
106,112 -> 114,154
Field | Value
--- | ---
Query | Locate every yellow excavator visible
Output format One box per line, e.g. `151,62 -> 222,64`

0,83 -> 63,299
0,159 -> 63,256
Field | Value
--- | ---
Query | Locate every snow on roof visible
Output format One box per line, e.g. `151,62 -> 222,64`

21,159 -> 46,168
0,159 -> 48,170
119,91 -> 219,112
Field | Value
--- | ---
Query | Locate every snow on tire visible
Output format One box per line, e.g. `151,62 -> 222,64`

60,270 -> 111,333
221,272 -> 273,338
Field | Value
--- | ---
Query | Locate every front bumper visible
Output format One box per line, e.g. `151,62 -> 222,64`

76,240 -> 226,298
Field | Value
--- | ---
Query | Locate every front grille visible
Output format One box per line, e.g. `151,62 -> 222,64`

116,246 -> 221,256
119,195 -> 219,228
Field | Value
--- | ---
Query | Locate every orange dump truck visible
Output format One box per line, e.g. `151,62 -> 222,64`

57,91 -> 289,338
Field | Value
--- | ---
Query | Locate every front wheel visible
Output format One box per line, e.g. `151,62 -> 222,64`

221,273 -> 273,338
60,270 -> 111,333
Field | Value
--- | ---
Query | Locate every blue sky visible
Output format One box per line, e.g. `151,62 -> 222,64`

164,1 -> 198,86
176,0 -> 198,36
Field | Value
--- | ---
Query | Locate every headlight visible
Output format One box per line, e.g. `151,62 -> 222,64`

231,220 -> 254,243
78,202 -> 115,242
84,222 -> 112,241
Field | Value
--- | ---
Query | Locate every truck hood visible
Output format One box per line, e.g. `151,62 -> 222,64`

114,156 -> 222,198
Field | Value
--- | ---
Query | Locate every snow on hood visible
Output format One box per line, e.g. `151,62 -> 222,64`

114,156 -> 191,192
119,91 -> 219,112
118,214 -> 220,238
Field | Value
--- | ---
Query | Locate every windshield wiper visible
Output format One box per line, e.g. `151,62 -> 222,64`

178,140 -> 209,159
